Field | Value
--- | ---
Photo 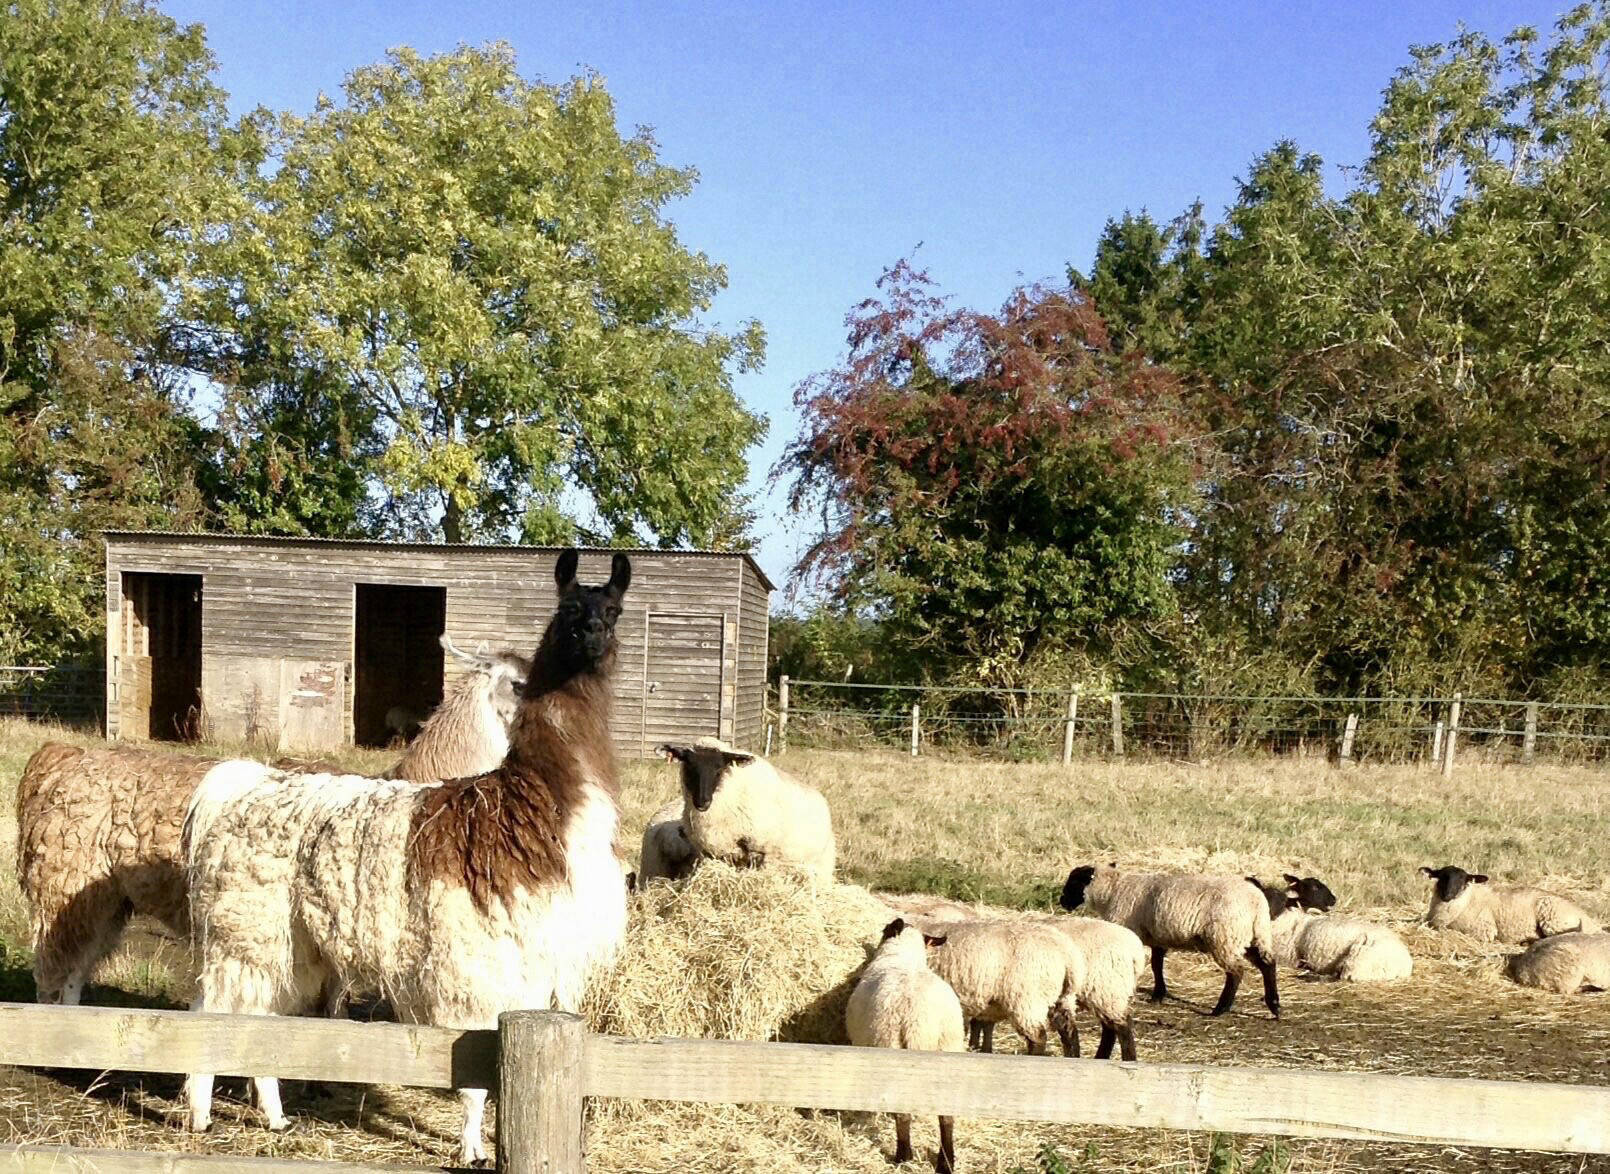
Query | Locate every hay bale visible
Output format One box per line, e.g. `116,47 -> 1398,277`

585,860 -> 893,1045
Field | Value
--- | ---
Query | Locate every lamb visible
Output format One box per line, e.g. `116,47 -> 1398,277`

1060,863 -> 1280,1018
183,549 -> 632,1165
1249,874 -> 1412,982
846,917 -> 965,1172
637,799 -> 697,884
1421,865 -> 1601,944
659,738 -> 835,882
1043,915 -> 1148,1060
14,638 -> 531,1010
1506,931 -> 1610,994
928,917 -> 1083,1058
386,636 -> 531,782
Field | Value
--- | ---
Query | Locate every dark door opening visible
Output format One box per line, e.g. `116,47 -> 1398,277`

120,572 -> 203,741
353,583 -> 446,748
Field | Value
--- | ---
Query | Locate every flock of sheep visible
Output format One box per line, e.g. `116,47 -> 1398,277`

9,547 -> 1609,1171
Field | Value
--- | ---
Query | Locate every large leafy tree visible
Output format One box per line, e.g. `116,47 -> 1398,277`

212,45 -> 765,545
780,261 -> 1195,684
0,0 -> 242,662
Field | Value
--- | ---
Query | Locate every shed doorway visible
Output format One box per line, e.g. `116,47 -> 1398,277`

353,584 -> 446,748
119,572 -> 203,741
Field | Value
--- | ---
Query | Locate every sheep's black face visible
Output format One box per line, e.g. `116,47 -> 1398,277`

544,550 -> 631,677
659,742 -> 755,812
1284,874 -> 1337,912
1422,864 -> 1486,903
1060,866 -> 1096,911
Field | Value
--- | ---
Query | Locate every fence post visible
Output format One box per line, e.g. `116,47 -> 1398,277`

498,1009 -> 585,1174
1442,692 -> 1462,778
1431,720 -> 1444,765
1110,694 -> 1124,757
777,676 -> 789,753
764,722 -> 773,757
1523,702 -> 1538,764
1062,689 -> 1079,766
1339,712 -> 1358,765
910,703 -> 920,757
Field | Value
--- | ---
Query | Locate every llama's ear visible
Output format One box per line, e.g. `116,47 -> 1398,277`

609,552 -> 632,595
555,548 -> 580,591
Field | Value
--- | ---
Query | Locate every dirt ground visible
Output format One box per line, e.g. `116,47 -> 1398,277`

0,721 -> 1607,1172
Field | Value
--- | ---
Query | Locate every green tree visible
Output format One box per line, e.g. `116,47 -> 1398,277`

0,0 -> 240,662
213,45 -> 766,545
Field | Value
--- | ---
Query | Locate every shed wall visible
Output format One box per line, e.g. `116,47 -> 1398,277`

736,561 -> 770,750
103,537 -> 768,758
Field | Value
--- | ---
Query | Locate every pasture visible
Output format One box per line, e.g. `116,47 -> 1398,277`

0,717 -> 1607,1172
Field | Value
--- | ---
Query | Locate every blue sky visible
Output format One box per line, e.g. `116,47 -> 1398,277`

165,0 -> 1571,596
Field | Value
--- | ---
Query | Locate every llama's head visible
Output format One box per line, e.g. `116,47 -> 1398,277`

537,548 -> 632,680
441,637 -> 533,725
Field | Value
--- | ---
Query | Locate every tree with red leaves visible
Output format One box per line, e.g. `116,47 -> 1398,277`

778,261 -> 1195,682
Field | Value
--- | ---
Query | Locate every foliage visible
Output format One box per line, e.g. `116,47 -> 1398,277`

208,44 -> 766,545
0,0 -> 240,662
779,261 -> 1196,685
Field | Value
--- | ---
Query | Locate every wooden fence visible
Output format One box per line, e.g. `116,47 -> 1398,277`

1,1003 -> 1610,1171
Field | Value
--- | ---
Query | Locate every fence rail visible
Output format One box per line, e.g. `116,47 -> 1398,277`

0,664 -> 101,723
775,677 -> 1610,765
2,1003 -> 1610,1171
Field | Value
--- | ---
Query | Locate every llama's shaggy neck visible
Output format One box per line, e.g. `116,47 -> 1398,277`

406,627 -> 619,913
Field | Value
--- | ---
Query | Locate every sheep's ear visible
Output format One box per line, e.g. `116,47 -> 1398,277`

1284,896 -> 1301,911
658,743 -> 691,762
608,552 -> 632,595
555,548 -> 580,591
922,933 -> 948,948
1420,866 -> 1438,878
1283,873 -> 1302,886
880,917 -> 907,942
1472,874 -> 1489,884
722,750 -> 756,766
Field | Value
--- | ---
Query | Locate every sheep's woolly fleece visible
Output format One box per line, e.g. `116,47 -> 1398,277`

584,860 -> 892,1044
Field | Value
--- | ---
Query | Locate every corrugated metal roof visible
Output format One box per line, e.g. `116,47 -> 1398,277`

100,529 -> 775,592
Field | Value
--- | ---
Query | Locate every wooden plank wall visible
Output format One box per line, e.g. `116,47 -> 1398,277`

103,537 -> 770,757
735,561 -> 770,749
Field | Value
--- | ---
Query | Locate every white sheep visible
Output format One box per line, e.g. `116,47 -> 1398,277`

1061,863 -> 1280,1018
659,738 -> 835,882
1270,906 -> 1414,982
1421,865 -> 1601,944
928,917 -> 1084,1057
846,917 -> 964,1173
14,638 -> 530,1011
183,549 -> 632,1166
1043,915 -> 1148,1060
637,798 -> 697,884
1506,931 -> 1610,994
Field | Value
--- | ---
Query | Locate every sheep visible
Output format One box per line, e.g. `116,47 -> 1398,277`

1248,874 -> 1412,983
386,636 -> 531,782
846,917 -> 964,1172
183,549 -> 632,1166
1421,865 -> 1601,944
927,917 -> 1084,1058
1506,931 -> 1610,994
637,798 -> 697,884
1043,915 -> 1148,1060
13,639 -> 531,1011
383,705 -> 424,743
1060,863 -> 1280,1018
875,891 -> 981,937
659,738 -> 835,882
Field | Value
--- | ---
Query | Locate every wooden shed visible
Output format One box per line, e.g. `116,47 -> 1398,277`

102,532 -> 772,758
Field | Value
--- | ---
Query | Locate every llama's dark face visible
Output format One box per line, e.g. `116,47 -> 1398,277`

659,742 -> 755,811
1060,865 -> 1096,911
1422,864 -> 1485,903
545,549 -> 631,676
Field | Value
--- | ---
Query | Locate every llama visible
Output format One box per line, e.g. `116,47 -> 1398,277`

184,549 -> 631,1165
16,639 -> 530,1008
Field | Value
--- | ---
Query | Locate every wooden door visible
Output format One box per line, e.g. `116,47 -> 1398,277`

641,612 -> 724,749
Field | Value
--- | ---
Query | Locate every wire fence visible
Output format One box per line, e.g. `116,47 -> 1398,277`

773,677 -> 1610,766
0,665 -> 102,724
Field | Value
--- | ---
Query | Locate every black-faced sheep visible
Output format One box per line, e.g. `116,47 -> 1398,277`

1506,931 -> 1610,994
637,799 -> 697,884
846,917 -> 964,1173
1252,877 -> 1412,983
183,550 -> 632,1165
1421,865 -> 1601,944
928,917 -> 1083,1058
1061,863 -> 1280,1019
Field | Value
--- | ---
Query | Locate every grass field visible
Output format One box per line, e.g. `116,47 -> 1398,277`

1,717 -> 1608,1172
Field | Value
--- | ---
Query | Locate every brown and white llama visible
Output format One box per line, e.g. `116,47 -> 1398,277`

15,640 -> 530,1008
182,549 -> 631,1166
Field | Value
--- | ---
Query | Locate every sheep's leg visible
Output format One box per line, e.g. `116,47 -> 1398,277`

1248,946 -> 1280,1019
1149,947 -> 1169,1002
458,1088 -> 491,1167
893,1113 -> 914,1164
969,1020 -> 995,1053
1211,969 -> 1241,1015
936,1115 -> 956,1174
1050,1004 -> 1080,1058
1095,1024 -> 1116,1059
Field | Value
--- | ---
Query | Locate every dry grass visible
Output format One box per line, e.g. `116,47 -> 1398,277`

1,720 -> 1609,1171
